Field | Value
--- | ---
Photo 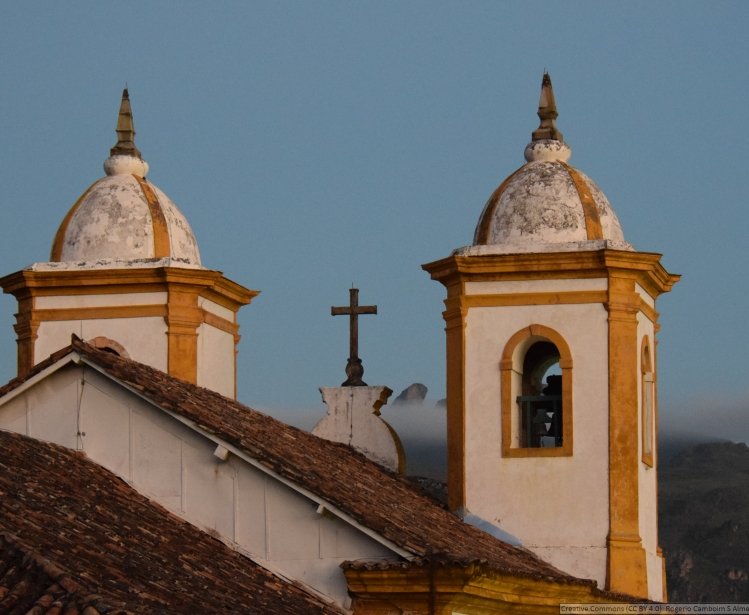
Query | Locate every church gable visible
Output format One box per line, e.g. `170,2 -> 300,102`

0,343 -> 396,607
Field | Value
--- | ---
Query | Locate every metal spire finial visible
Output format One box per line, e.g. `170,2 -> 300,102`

110,88 -> 142,159
531,72 -> 564,142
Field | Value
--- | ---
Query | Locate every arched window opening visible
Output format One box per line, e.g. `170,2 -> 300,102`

518,342 -> 563,448
87,336 -> 130,359
641,337 -> 655,466
500,324 -> 573,457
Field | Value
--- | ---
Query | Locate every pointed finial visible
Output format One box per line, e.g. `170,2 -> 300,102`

110,88 -> 142,159
531,72 -> 564,142
104,88 -> 149,176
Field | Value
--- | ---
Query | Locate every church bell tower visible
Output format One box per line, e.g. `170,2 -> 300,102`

1,89 -> 258,398
423,74 -> 679,600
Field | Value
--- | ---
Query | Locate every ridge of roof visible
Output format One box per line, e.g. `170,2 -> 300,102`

50,336 -> 588,586
0,429 -> 342,614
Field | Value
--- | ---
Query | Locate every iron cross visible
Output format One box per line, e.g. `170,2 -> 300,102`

331,288 -> 377,386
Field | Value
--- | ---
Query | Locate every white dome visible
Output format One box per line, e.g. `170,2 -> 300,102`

52,172 -> 201,266
468,74 -> 632,255
50,89 -> 202,267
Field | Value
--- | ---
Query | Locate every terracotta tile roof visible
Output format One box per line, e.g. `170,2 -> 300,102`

0,533 -> 106,614
0,429 -> 342,614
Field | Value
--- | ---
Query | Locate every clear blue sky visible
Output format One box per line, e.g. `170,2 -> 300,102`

1,2 -> 747,442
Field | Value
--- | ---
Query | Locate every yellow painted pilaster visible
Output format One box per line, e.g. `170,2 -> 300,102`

13,295 -> 39,377
444,286 -> 467,513
165,287 -> 202,384
606,275 -> 647,598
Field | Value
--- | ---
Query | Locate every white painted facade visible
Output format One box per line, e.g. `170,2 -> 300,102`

196,322 -> 236,396
196,297 -> 238,396
35,316 -> 168,370
462,278 -> 611,587
0,360 -> 397,609
28,290 -> 238,397
314,386 -> 403,472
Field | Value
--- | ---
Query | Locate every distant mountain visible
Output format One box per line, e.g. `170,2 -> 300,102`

393,383 -> 428,405
659,441 -> 749,602
659,432 -> 728,463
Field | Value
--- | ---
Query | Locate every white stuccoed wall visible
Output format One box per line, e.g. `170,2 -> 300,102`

462,278 -> 611,588
30,292 -> 239,397
314,386 -> 403,472
36,317 -> 169,370
196,322 -> 235,397
33,291 -> 170,369
197,297 -> 238,397
0,364 -> 395,609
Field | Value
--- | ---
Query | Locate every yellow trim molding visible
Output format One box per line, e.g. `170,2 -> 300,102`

474,166 -> 526,244
345,562 -> 631,614
0,266 -> 258,381
134,175 -> 171,258
465,290 -> 607,308
562,162 -> 604,240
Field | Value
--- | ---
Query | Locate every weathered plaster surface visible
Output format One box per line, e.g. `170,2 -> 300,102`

57,174 -> 201,265
314,386 -> 403,472
29,257 -> 204,271
471,138 -> 632,254
476,161 -> 629,249
456,238 -> 632,256
103,154 -> 149,177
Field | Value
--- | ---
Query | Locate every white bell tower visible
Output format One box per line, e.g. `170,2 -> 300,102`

1,90 -> 258,398
423,74 -> 679,600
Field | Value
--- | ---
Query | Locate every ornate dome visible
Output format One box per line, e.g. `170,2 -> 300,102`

50,89 -> 202,267
468,74 -> 631,255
